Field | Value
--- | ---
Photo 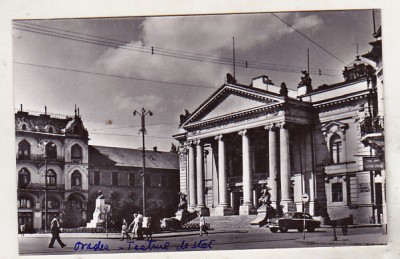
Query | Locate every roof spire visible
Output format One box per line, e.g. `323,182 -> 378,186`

74,104 -> 77,117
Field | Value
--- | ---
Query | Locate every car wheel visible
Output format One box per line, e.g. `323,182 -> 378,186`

279,226 -> 288,233
270,228 -> 278,233
307,227 -> 315,232
297,227 -> 303,232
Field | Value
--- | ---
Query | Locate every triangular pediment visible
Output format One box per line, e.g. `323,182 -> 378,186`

321,121 -> 348,132
183,84 -> 282,126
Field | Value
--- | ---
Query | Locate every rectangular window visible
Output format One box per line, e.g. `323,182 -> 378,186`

112,172 -> 118,186
151,174 -> 160,187
145,175 -> 151,187
135,173 -> 142,187
332,182 -> 343,202
94,171 -> 100,185
129,173 -> 135,187
161,175 -> 167,188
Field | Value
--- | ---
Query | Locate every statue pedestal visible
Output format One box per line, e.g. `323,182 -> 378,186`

250,205 -> 276,227
175,210 -> 198,224
86,195 -> 106,228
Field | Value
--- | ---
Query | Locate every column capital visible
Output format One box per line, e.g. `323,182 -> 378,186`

276,121 -> 287,129
194,139 -> 203,146
238,129 -> 248,136
264,123 -> 276,130
215,134 -> 224,141
185,140 -> 194,147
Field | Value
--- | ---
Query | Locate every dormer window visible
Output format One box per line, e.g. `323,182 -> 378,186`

22,124 -> 27,130
48,127 -> 53,133
73,125 -> 80,134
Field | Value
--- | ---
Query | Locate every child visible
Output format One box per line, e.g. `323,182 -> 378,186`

121,219 -> 131,241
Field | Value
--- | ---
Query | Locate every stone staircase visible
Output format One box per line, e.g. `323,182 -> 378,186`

188,215 -> 259,230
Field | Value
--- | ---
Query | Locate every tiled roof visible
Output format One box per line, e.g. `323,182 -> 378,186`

89,145 -> 179,170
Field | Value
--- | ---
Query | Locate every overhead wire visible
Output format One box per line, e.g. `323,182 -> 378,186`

270,13 -> 347,66
13,21 -> 341,76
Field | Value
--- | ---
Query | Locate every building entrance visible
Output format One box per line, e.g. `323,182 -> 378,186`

231,191 -> 243,215
18,212 -> 33,233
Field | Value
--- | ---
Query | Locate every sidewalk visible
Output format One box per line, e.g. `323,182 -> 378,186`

297,232 -> 387,246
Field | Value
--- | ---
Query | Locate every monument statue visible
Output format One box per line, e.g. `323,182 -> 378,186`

258,184 -> 271,207
178,192 -> 188,211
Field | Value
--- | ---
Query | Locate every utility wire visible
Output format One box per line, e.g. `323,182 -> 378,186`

13,21 -> 341,76
271,13 -> 347,65
90,132 -> 174,139
91,121 -> 180,131
14,61 -> 216,89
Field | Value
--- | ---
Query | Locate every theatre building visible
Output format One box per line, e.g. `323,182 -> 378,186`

15,107 -> 89,232
174,33 -> 384,224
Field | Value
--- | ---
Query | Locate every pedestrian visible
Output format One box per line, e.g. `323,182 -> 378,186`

120,219 -> 131,241
136,212 -> 144,240
20,223 -> 25,237
129,213 -> 138,239
48,215 -> 66,248
199,213 -> 208,236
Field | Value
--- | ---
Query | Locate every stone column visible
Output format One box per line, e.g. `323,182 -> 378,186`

187,142 -> 197,210
196,140 -> 205,208
214,134 -> 231,216
266,124 -> 278,209
279,122 -> 292,213
239,129 -> 255,215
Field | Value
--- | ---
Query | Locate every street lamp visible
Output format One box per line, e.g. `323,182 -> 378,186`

39,141 -> 54,231
133,108 -> 153,217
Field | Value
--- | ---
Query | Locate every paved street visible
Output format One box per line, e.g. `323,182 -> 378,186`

18,226 -> 387,255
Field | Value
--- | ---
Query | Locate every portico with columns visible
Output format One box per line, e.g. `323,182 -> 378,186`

174,77 -> 315,216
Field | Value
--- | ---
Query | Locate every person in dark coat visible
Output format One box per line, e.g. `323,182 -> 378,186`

48,215 -> 66,248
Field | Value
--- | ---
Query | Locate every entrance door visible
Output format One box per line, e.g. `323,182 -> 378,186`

231,191 -> 243,215
18,212 -> 33,233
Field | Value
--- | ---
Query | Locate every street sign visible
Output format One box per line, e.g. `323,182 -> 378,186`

363,157 -> 384,170
302,193 -> 309,203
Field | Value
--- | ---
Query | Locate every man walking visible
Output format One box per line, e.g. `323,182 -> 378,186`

48,215 -> 66,248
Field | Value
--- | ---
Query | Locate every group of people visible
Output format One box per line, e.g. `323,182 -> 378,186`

121,213 -> 149,241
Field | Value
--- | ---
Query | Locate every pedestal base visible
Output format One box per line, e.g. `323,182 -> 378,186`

239,204 -> 257,215
214,206 -> 233,216
250,205 -> 276,226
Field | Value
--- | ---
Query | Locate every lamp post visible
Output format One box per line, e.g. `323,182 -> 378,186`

44,153 -> 48,232
133,108 -> 153,217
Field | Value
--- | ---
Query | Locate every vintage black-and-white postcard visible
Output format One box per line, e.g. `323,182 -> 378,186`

1,1 -> 400,259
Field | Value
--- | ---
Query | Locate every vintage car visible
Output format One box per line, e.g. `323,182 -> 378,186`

267,212 -> 321,233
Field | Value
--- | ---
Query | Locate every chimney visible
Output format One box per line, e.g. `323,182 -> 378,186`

153,146 -> 158,152
45,106 -> 47,115
20,104 -> 23,112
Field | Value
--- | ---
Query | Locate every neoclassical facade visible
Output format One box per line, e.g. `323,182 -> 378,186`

174,31 -> 384,224
16,107 -> 89,232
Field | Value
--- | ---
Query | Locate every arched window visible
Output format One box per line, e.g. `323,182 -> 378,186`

18,168 -> 31,188
18,196 -> 34,208
22,124 -> 27,130
42,197 -> 60,209
73,125 -> 80,134
46,170 -> 57,186
71,171 -> 82,187
68,194 -> 83,209
48,127 -> 53,133
18,140 -> 31,160
71,144 -> 82,160
330,134 -> 342,164
45,142 -> 57,159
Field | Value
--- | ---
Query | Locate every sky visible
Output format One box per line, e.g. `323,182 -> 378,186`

12,10 -> 381,151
